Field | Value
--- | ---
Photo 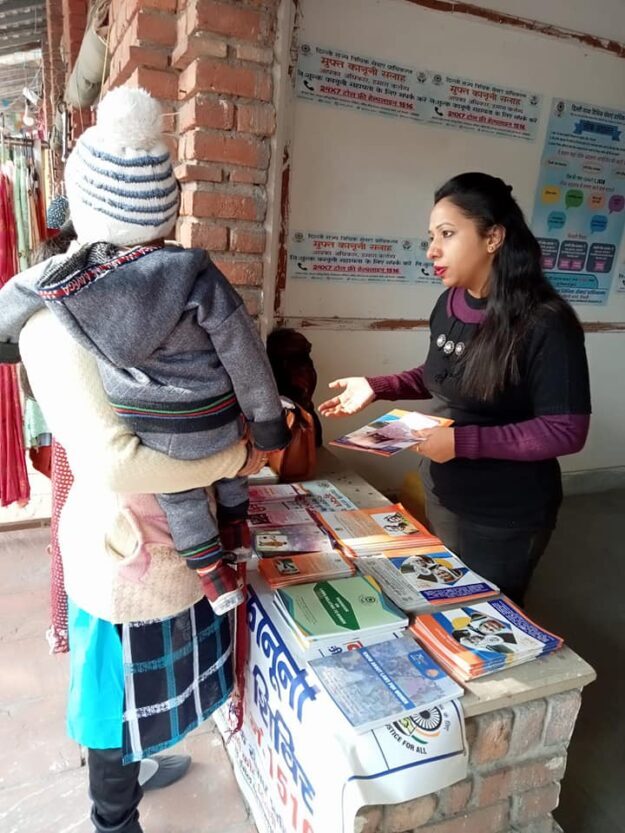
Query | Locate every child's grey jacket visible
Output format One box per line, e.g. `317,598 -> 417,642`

0,244 -> 289,453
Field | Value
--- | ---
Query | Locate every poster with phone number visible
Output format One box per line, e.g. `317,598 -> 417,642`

287,231 -> 437,285
531,98 -> 625,305
296,43 -> 541,142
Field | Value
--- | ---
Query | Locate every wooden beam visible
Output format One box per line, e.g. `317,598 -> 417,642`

403,0 -> 625,60
276,316 -> 625,334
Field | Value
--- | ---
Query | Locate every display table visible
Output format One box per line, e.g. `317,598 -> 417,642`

217,452 -> 595,833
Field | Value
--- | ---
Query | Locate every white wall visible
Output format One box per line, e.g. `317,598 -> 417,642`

279,0 -> 625,495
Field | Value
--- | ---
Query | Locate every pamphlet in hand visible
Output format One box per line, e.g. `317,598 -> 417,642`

355,548 -> 499,613
330,409 -> 453,457
309,634 -> 463,733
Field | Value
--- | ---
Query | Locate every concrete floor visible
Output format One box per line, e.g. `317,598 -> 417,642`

526,488 -> 625,833
0,528 -> 257,833
1,490 -> 622,832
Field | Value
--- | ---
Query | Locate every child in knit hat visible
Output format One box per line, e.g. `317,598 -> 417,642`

0,86 -> 290,615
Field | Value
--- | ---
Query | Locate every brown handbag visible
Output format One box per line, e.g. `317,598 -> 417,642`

267,401 -> 317,483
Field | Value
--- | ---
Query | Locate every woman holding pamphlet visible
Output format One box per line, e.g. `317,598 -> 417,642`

320,172 -> 591,604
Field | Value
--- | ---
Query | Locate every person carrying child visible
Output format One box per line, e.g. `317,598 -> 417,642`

0,86 -> 290,615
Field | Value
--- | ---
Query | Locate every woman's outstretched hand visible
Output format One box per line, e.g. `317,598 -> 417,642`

318,377 -> 375,418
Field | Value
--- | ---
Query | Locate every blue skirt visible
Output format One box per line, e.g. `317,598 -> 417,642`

66,597 -> 234,760
67,601 -> 124,749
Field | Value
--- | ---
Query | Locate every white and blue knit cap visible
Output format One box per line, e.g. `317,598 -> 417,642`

64,86 -> 179,246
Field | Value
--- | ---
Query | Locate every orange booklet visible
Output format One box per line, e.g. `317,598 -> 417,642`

410,598 -> 563,681
258,551 -> 355,588
314,503 -> 442,556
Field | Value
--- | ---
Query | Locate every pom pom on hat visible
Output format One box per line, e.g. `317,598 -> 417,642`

94,86 -> 164,151
64,85 -> 179,247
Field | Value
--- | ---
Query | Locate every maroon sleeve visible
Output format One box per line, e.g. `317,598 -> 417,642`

366,365 -> 432,401
454,414 -> 590,462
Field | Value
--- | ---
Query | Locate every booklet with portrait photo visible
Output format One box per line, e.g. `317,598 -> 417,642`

410,598 -> 563,681
355,548 -> 499,613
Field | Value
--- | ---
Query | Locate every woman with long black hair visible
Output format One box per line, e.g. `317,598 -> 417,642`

320,172 -> 591,604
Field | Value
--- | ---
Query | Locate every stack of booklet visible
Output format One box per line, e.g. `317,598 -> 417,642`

249,480 -> 358,563
253,523 -> 336,557
259,550 -> 355,589
272,574 -> 408,658
248,481 -> 358,544
314,503 -> 442,557
354,547 -> 499,613
248,500 -> 315,531
308,633 -> 463,733
249,480 -> 357,513
411,598 -> 564,681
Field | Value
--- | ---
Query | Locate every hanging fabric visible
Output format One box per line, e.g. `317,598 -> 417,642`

47,441 -> 72,653
0,153 -> 34,508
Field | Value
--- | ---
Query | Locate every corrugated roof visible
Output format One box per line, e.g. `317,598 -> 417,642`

0,2 -> 45,118
0,1 -> 45,56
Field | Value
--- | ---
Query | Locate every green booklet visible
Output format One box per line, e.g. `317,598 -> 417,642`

274,575 -> 408,645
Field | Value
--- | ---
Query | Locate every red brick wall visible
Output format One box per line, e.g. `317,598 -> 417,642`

103,0 -> 282,316
44,0 -> 65,123
43,0 -> 86,182
355,690 -> 581,833
42,0 -> 282,311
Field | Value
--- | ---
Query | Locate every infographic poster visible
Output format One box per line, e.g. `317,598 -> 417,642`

532,98 -> 625,305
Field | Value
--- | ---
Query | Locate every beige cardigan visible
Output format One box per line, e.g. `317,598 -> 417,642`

19,310 -> 246,623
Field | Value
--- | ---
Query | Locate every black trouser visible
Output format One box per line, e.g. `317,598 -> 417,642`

424,498 -> 553,606
88,747 -> 143,833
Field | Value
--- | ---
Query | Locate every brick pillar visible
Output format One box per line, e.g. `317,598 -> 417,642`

41,33 -> 53,133
106,0 -> 179,157
61,0 -> 87,68
355,690 -> 582,833
44,0 -> 66,186
176,0 -> 281,316
99,0 -> 281,317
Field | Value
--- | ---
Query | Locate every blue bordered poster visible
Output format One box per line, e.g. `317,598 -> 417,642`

532,98 -> 625,305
